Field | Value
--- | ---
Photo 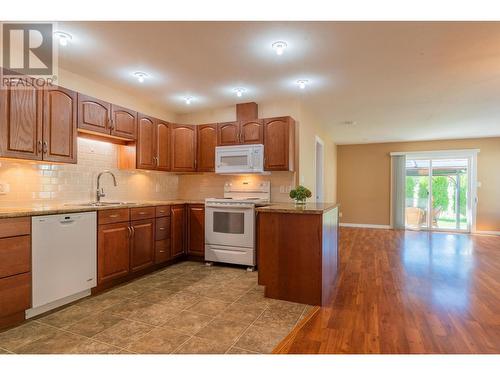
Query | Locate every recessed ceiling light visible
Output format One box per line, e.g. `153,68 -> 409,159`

272,41 -> 287,56
233,88 -> 246,97
184,96 -> 193,105
54,31 -> 72,46
297,79 -> 309,89
133,71 -> 148,83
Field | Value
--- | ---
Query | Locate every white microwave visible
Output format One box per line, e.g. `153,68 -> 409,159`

215,144 -> 264,174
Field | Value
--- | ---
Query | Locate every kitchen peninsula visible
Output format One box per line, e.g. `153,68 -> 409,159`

256,203 -> 339,306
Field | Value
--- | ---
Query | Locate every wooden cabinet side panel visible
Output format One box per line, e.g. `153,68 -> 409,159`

171,205 -> 186,258
187,205 -> 205,257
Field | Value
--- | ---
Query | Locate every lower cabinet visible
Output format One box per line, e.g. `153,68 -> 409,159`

171,205 -> 186,259
0,217 -> 32,330
97,222 -> 131,284
130,219 -> 155,272
187,204 -> 205,257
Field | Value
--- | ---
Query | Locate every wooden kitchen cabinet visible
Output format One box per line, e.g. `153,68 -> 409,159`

240,119 -> 263,144
187,204 -> 205,257
42,87 -> 78,163
197,124 -> 217,172
77,94 -> 111,135
217,121 -> 240,146
136,113 -> 156,170
0,85 -> 43,161
130,219 -> 155,272
171,124 -> 197,172
97,222 -> 131,284
263,116 -> 295,171
1,85 -> 77,164
171,205 -> 186,258
155,120 -> 170,171
111,104 -> 137,140
155,216 -> 171,264
0,217 -> 32,330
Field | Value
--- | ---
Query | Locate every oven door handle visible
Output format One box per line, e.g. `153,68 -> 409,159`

205,204 -> 255,209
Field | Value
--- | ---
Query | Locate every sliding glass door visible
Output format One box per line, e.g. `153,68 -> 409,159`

405,157 -> 471,232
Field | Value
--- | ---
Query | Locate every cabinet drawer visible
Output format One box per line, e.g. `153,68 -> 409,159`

0,273 -> 31,317
155,240 -> 170,264
0,217 -> 31,238
130,207 -> 155,221
155,217 -> 171,241
98,209 -> 130,225
0,236 -> 31,278
155,205 -> 171,217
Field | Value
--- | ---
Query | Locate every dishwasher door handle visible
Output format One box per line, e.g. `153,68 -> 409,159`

59,219 -> 76,224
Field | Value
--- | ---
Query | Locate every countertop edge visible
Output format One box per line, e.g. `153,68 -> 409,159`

255,203 -> 340,215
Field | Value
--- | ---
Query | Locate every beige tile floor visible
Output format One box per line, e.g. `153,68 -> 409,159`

0,261 -> 313,354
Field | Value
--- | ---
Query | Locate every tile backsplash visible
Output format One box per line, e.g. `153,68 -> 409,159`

0,137 -> 297,207
0,138 -> 178,207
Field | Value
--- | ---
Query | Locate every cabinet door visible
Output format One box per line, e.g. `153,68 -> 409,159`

98,222 -> 130,284
263,117 -> 294,171
171,205 -> 186,258
171,124 -> 196,172
43,87 -> 77,163
111,104 -> 137,140
217,121 -> 240,146
240,119 -> 263,144
187,205 -> 205,257
130,219 -> 155,272
156,120 -> 170,171
0,86 -> 43,161
136,114 -> 156,170
77,94 -> 111,135
197,124 -> 217,172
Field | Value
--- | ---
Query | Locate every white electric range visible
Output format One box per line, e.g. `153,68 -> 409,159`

205,180 -> 270,269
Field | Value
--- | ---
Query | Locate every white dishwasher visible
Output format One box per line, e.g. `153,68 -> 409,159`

27,212 -> 97,318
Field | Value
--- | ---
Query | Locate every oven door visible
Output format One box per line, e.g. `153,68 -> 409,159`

205,204 -> 254,249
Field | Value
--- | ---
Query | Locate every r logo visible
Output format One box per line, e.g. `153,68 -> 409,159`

2,23 -> 53,75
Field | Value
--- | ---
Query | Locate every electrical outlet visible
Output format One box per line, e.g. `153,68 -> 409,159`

339,212 -> 343,218
279,185 -> 285,194
0,182 -> 10,195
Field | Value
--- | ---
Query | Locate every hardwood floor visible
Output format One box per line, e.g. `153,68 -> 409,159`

276,228 -> 500,353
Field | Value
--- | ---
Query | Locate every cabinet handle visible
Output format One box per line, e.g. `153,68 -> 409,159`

42,141 -> 48,154
127,226 -> 132,238
138,212 -> 146,215
159,227 -> 165,231
131,227 -> 135,237
109,214 -> 119,218
109,118 -> 114,130
37,140 -> 43,153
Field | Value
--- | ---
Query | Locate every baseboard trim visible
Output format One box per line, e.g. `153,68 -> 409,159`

340,223 -> 392,229
473,230 -> 500,236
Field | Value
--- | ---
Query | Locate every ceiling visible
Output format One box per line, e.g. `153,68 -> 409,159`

57,21 -> 500,144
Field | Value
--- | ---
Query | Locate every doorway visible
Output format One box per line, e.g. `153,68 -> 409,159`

315,136 -> 324,202
404,153 -> 476,232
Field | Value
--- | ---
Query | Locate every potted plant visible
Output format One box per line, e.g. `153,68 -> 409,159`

289,185 -> 312,205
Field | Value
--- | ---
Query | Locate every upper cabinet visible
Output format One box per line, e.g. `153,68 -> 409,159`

217,122 -> 240,146
77,94 -> 137,141
197,124 -> 217,172
111,105 -> 137,140
155,120 -> 171,171
240,119 -> 263,144
77,94 -> 110,135
42,87 -> 78,163
0,85 -> 43,161
0,86 -> 77,164
136,115 -> 170,172
136,114 -> 156,170
263,116 -> 295,171
171,124 -> 197,172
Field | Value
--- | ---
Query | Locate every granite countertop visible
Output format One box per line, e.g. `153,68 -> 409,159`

0,200 -> 205,219
256,202 -> 339,214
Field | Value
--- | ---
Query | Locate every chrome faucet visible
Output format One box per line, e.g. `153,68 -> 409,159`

96,171 -> 117,203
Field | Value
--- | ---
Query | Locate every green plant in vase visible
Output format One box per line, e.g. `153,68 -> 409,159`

289,185 -> 312,205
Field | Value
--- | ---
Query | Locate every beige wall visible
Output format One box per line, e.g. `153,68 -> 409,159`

337,137 -> 500,232
177,99 -> 338,203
